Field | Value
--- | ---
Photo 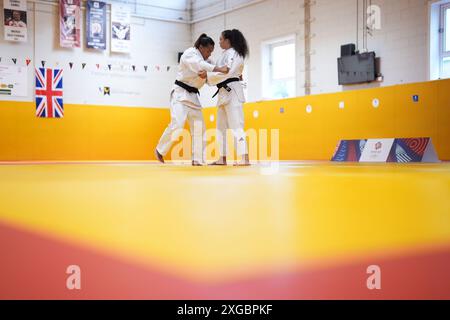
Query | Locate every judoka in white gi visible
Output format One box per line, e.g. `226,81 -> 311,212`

155,34 -> 229,166
208,29 -> 250,166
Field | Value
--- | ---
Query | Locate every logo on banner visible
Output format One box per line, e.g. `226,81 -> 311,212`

360,139 -> 394,162
60,0 -> 81,48
375,142 -> 382,150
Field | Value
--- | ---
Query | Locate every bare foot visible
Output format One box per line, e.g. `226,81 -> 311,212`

155,149 -> 164,163
233,154 -> 250,166
233,161 -> 251,166
209,157 -> 227,166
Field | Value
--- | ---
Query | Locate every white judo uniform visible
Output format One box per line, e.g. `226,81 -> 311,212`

207,48 -> 247,157
156,47 -> 216,163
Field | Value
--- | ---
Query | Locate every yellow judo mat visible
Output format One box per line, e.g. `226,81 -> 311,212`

0,161 -> 449,299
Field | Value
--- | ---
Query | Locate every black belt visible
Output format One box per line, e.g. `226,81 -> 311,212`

212,78 -> 240,98
175,80 -> 199,95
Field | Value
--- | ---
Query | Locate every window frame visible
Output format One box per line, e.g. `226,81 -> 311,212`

439,2 -> 450,77
261,35 -> 296,100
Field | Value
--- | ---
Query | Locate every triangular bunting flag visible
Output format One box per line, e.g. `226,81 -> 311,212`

156,66 -> 160,71
69,62 -> 73,69
82,63 -> 86,69
26,59 -> 31,66
166,66 -> 170,72
144,65 -> 148,72
96,64 -> 100,69
12,58 -> 17,64
41,61 -> 46,67
132,65 -> 136,72
108,64 -> 112,70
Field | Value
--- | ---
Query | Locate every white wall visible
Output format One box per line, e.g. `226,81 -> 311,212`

0,0 -> 433,108
132,0 -> 190,22
312,0 -> 429,94
0,0 -> 192,107
192,0 -> 431,107
192,0 -> 305,107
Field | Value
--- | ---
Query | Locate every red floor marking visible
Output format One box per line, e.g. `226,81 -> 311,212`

1,222 -> 449,299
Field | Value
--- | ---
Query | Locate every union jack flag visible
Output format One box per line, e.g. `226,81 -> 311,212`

35,68 -> 64,118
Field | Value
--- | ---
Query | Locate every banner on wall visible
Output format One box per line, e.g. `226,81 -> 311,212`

111,4 -> 131,53
35,68 -> 64,118
86,0 -> 106,50
59,0 -> 81,48
332,138 -> 440,163
0,65 -> 27,96
3,0 -> 28,42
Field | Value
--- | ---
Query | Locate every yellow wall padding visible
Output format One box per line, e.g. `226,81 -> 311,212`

1,79 -> 449,161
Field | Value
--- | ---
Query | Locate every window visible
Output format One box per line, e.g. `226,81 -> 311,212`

262,36 -> 296,99
440,3 -> 450,78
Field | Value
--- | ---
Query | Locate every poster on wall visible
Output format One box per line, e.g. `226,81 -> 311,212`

0,65 -> 28,96
59,0 -> 81,48
3,0 -> 28,42
111,4 -> 131,53
86,0 -> 106,50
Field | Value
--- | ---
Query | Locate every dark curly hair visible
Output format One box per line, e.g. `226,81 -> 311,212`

222,29 -> 249,58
